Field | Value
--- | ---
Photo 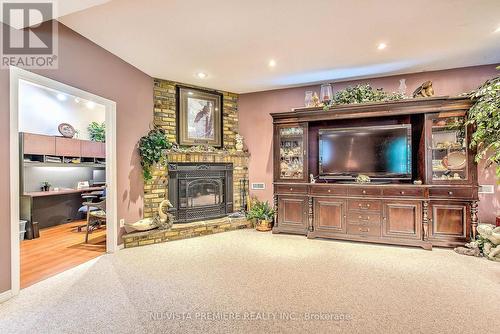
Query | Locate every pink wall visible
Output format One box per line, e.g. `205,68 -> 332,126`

0,22 -> 153,293
239,64 -> 500,223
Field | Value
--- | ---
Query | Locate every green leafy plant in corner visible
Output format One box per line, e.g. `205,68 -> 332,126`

246,200 -> 275,222
88,122 -> 105,142
466,68 -> 500,181
138,128 -> 172,181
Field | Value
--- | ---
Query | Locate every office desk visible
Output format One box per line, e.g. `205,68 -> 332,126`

21,187 -> 104,229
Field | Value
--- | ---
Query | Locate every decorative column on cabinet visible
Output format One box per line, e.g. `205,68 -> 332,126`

471,201 -> 478,240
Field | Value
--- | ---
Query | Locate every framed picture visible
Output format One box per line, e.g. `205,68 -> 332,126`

176,86 -> 223,147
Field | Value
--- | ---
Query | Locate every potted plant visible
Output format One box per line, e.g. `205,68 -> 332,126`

246,199 -> 275,232
88,122 -> 105,142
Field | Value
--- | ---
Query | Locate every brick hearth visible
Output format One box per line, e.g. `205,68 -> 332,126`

123,216 -> 252,248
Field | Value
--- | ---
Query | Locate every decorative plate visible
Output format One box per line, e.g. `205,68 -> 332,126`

443,151 -> 467,170
58,123 -> 76,138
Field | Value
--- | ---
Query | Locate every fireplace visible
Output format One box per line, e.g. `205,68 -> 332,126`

167,163 -> 233,223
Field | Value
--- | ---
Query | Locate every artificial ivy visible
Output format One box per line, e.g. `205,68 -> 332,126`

138,128 -> 172,181
323,84 -> 405,110
467,70 -> 500,181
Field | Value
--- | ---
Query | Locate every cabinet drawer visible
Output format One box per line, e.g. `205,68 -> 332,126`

347,222 -> 381,237
310,185 -> 347,196
347,212 -> 381,224
348,199 -> 382,211
348,187 -> 382,197
429,187 -> 473,199
276,184 -> 308,194
382,188 -> 424,197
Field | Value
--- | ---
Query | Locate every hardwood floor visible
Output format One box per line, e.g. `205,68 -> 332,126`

21,221 -> 106,288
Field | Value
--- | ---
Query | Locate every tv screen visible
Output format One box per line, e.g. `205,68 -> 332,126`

319,125 -> 412,179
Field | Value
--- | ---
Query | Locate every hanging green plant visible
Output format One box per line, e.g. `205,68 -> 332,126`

138,128 -> 172,181
323,84 -> 405,110
466,70 -> 500,181
88,122 -> 105,142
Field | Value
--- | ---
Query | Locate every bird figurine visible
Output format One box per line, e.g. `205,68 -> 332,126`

413,81 -> 434,98
124,199 -> 174,233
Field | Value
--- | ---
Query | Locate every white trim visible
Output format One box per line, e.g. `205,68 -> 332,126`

9,67 -> 118,296
0,290 -> 13,303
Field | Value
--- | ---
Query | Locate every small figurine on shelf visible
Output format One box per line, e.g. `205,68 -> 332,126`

235,134 -> 244,152
413,81 -> 434,98
310,174 -> 316,183
355,174 -> 371,183
311,92 -> 321,107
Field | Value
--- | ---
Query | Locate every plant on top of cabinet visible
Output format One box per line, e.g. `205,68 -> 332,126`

138,128 -> 172,181
467,70 -> 499,181
88,122 -> 105,142
322,84 -> 406,110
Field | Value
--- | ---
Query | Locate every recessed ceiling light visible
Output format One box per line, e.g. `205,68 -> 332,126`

197,72 -> 207,79
377,43 -> 387,50
495,26 -> 500,33
86,101 -> 96,109
269,59 -> 276,67
56,93 -> 67,101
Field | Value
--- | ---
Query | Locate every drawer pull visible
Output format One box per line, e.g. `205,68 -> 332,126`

290,188 -> 293,191
400,191 -> 405,195
359,227 -> 369,233
362,190 -> 367,195
358,215 -> 370,221
328,189 -> 331,193
448,191 -> 453,195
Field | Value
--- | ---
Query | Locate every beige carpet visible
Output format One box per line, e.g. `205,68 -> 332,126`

0,229 -> 499,333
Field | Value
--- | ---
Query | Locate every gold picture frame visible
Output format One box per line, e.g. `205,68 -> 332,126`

176,86 -> 223,147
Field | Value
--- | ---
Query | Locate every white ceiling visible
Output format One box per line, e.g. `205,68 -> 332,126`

0,0 -> 111,29
59,0 -> 500,93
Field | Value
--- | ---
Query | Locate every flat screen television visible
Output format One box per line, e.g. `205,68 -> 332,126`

319,124 -> 412,180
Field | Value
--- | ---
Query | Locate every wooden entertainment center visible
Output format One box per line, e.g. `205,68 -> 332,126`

272,97 -> 478,250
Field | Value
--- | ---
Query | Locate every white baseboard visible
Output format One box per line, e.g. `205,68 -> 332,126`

0,289 -> 13,303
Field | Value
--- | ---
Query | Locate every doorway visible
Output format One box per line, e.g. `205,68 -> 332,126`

9,67 -> 117,293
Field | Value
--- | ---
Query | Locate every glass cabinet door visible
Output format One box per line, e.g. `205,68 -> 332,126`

278,125 -> 306,180
428,114 -> 469,182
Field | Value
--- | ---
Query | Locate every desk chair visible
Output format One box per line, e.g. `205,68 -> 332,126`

82,198 -> 106,243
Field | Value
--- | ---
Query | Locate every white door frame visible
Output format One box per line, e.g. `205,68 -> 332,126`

9,67 -> 118,295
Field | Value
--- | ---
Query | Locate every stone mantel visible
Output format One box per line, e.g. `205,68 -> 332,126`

143,78 -> 248,220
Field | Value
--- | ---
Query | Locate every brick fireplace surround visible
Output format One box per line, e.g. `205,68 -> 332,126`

124,79 -> 251,248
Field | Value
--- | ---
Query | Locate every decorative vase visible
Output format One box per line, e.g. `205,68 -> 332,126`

255,219 -> 273,232
304,91 -> 313,107
320,84 -> 333,104
398,78 -> 407,95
